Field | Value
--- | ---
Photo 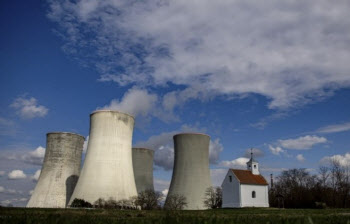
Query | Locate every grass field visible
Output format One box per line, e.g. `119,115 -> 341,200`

0,207 -> 349,224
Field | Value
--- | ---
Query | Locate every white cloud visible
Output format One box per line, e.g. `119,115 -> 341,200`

31,170 -> 41,182
296,154 -> 305,162
154,178 -> 170,193
219,157 -> 249,168
19,146 -> 46,165
268,145 -> 285,155
161,189 -> 168,197
7,189 -> 17,194
209,138 -> 223,165
317,122 -> 350,134
278,135 -> 327,150
1,200 -> 12,206
83,136 -> 89,153
8,170 -> 27,180
29,146 -> 45,159
0,186 -> 4,193
210,169 -> 227,187
10,96 -> 48,119
0,171 -> 5,176
320,153 -> 350,167
136,131 -> 176,170
48,0 -> 350,111
100,87 -> 158,118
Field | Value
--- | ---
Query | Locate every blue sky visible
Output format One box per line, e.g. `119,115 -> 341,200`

1,0 -> 350,206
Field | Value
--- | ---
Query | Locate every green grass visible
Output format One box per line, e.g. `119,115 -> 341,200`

0,207 -> 349,224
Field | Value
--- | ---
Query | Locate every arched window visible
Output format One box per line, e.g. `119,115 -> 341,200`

252,191 -> 256,198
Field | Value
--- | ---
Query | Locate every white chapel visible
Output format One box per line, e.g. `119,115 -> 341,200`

221,150 -> 269,208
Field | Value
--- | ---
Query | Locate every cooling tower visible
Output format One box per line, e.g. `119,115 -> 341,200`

68,110 -> 137,205
27,132 -> 84,208
165,133 -> 212,210
132,148 -> 154,193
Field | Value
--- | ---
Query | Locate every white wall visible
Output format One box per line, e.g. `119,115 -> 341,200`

240,184 -> 269,207
221,170 -> 241,208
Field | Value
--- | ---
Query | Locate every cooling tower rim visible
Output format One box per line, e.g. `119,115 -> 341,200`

47,132 -> 85,139
173,132 -> 210,138
132,147 -> 155,152
90,110 -> 134,119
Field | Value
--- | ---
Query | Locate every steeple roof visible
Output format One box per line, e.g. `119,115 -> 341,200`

246,148 -> 258,164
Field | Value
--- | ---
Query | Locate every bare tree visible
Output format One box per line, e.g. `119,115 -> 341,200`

204,187 -> 222,209
164,194 -> 187,210
134,189 -> 163,210
318,166 -> 330,187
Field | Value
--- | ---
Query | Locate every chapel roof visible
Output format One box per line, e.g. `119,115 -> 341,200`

230,169 -> 268,185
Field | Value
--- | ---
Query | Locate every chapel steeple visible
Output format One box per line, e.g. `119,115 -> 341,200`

246,148 -> 259,175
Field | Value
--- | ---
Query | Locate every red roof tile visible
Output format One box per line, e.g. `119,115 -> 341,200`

230,169 -> 268,185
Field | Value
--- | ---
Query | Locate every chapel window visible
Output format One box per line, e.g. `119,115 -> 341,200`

229,176 -> 232,182
252,191 -> 256,198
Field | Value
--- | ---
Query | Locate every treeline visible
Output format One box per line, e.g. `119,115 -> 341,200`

71,187 -> 222,210
270,159 -> 350,208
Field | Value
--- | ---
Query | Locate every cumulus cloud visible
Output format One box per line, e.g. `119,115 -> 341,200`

296,154 -> 305,162
209,139 -> 223,164
320,153 -> 350,167
29,146 -> 45,159
219,157 -> 249,168
210,169 -> 227,187
161,189 -> 168,197
7,189 -> 17,194
268,145 -> 285,155
278,135 -> 327,150
48,0 -> 350,111
135,125 -> 223,170
82,136 -> 89,153
8,170 -> 26,180
100,87 -> 158,118
20,146 -> 46,165
0,186 -> 4,193
154,178 -> 170,193
31,170 -> 41,182
317,122 -> 350,134
136,131 -> 176,170
10,96 -> 48,119
1,198 -> 28,206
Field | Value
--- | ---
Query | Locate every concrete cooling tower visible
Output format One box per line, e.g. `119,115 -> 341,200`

68,110 -> 137,205
165,133 -> 212,210
27,132 -> 84,208
132,148 -> 154,193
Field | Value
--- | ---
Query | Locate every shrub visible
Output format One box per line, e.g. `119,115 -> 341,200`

164,194 -> 187,210
70,198 -> 93,208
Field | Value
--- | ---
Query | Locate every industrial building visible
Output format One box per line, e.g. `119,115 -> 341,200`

27,132 -> 84,208
221,151 -> 269,208
132,148 -> 154,193
68,110 -> 138,205
165,133 -> 212,210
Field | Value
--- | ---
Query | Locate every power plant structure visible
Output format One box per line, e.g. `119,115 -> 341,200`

68,110 -> 138,205
165,133 -> 212,210
132,148 -> 154,193
27,132 -> 84,208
